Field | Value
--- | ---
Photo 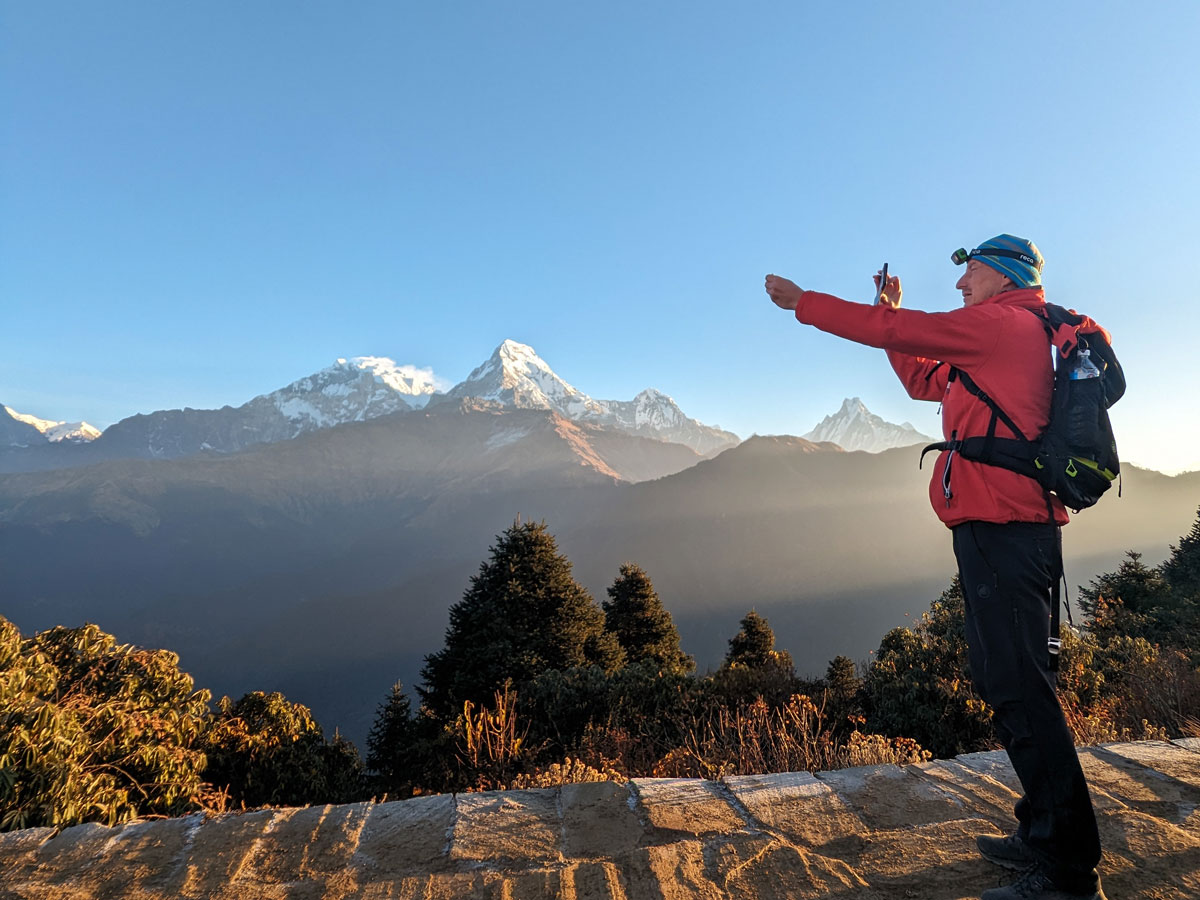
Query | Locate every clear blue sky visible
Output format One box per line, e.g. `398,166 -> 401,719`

3,1 -> 1197,472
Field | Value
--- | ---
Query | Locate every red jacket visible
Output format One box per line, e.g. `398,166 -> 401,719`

793,286 -> 1069,528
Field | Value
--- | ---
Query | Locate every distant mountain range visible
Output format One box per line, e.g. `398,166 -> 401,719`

2,339 -> 934,475
9,340 -> 1172,748
0,340 -> 738,471
2,397 -> 1196,747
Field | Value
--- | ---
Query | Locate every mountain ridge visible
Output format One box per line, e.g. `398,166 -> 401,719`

0,340 -> 737,471
803,397 -> 934,452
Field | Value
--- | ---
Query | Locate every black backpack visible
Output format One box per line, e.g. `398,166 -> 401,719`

921,303 -> 1125,513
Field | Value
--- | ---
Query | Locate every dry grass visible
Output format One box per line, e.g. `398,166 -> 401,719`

649,694 -> 928,780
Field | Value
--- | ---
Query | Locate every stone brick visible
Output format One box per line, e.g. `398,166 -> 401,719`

0,827 -> 54,885
423,870 -> 507,899
911,759 -> 1022,824
630,778 -> 745,837
1080,744 -> 1200,824
815,761 -> 968,830
1100,740 -> 1200,791
560,781 -> 643,859
86,814 -> 201,897
623,840 -> 724,900
220,802 -> 370,895
951,749 -> 1021,792
567,861 -> 626,900
176,808 -> 279,898
843,817 -> 995,900
706,832 -> 878,900
30,822 -> 116,895
353,794 -> 455,878
449,789 -> 560,867
723,771 -> 866,851
225,807 -> 317,887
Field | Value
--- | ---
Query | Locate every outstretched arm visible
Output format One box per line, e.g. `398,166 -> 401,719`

766,274 -> 1000,371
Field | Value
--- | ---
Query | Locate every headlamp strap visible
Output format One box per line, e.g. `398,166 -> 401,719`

965,247 -> 1042,269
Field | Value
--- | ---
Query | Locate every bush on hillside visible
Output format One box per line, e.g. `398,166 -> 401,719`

0,618 -> 210,832
202,691 -> 363,808
861,578 -> 995,759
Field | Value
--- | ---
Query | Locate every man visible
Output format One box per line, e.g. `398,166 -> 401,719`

765,234 -> 1106,900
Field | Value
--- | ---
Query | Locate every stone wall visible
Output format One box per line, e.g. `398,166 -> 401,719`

3,739 -> 1199,899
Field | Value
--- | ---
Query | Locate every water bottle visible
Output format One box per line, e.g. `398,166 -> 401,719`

1069,349 -> 1101,380
1067,348 -> 1102,451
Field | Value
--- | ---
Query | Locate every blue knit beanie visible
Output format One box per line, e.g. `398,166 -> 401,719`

969,234 -> 1044,288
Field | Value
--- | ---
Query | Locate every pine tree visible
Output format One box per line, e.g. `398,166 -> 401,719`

366,682 -> 418,797
1161,506 -> 1200,598
821,655 -> 863,736
824,655 -> 861,706
419,520 -> 624,719
1079,551 -> 1167,619
603,563 -> 693,675
713,609 -> 796,706
725,610 -> 786,670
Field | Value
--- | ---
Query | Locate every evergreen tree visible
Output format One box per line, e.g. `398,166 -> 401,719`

713,609 -> 797,706
366,682 -> 419,798
420,520 -> 624,719
823,655 -> 861,706
725,610 -> 787,670
1161,506 -> 1200,598
603,563 -> 693,675
1078,551 -> 1167,635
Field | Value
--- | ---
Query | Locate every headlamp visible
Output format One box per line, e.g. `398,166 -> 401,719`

951,247 -> 1043,269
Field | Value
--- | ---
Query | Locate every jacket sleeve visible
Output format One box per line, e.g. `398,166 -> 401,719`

794,290 -> 1002,370
886,350 -> 948,401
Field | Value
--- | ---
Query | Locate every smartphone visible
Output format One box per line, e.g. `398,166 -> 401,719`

874,263 -> 889,305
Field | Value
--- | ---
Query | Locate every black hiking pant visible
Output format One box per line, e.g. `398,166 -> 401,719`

951,521 -> 1101,893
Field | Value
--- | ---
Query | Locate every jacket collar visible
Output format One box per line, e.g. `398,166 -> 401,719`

981,286 -> 1045,311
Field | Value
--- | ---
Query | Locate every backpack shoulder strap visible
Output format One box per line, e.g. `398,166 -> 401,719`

948,366 -> 1030,444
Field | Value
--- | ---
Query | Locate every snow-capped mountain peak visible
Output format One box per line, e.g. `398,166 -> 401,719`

629,388 -> 685,429
262,355 -> 444,433
332,357 -> 440,407
803,397 -> 933,453
1,405 -> 100,445
434,340 -> 737,455
444,339 -> 603,418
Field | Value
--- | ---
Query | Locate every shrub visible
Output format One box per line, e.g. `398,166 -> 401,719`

0,618 -> 210,832
202,691 -> 363,808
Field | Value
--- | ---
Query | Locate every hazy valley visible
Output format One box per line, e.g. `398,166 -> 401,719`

3,388 -> 1197,746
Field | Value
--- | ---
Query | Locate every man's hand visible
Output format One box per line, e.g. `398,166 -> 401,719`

765,274 -> 803,311
875,271 -> 902,309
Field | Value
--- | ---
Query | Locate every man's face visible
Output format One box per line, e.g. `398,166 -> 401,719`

955,259 -> 1013,307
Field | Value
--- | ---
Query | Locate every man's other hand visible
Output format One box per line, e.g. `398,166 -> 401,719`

765,274 -> 803,310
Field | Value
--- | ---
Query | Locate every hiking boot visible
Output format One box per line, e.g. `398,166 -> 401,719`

977,832 -> 1035,870
981,865 -> 1107,900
